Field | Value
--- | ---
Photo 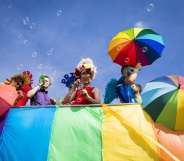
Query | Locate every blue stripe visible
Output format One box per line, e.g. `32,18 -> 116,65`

150,76 -> 175,85
136,39 -> 165,55
136,34 -> 164,45
0,106 -> 56,161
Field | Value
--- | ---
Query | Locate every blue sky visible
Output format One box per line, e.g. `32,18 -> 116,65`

0,0 -> 183,100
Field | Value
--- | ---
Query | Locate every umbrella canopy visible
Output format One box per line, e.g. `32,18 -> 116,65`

142,75 -> 184,131
108,28 -> 165,66
155,123 -> 184,161
0,83 -> 18,116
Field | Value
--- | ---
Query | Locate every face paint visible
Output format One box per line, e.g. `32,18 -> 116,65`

80,71 -> 92,85
43,77 -> 51,88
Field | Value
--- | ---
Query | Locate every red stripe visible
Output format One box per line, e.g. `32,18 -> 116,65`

0,97 -> 11,116
114,41 -> 137,66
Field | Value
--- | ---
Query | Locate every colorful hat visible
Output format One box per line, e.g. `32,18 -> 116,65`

75,58 -> 97,80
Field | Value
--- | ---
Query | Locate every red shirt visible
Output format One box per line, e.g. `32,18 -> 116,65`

71,86 -> 95,105
15,84 -> 32,107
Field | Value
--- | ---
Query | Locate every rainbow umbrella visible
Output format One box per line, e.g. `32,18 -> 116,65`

142,75 -> 184,131
108,28 -> 165,66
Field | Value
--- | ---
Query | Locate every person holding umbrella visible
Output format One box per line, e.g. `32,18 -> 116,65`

104,27 -> 165,104
104,63 -> 142,104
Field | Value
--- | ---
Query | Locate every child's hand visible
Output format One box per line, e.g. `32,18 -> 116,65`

81,89 -> 90,99
50,98 -> 56,105
131,84 -> 139,93
73,79 -> 80,88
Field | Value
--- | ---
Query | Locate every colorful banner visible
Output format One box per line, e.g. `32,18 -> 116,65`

0,104 -> 181,161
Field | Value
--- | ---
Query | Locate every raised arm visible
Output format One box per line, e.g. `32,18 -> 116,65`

62,79 -> 80,104
27,85 -> 40,98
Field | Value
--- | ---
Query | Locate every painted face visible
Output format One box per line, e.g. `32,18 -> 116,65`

11,80 -> 19,88
43,77 -> 51,89
11,79 -> 23,90
80,71 -> 92,84
123,66 -> 138,84
128,72 -> 138,84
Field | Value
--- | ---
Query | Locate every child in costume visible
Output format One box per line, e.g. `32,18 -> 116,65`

0,71 -> 32,135
62,58 -> 101,105
4,71 -> 33,106
28,74 -> 56,106
104,64 -> 142,104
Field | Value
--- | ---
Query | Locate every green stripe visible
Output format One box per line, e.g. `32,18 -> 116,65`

144,90 -> 176,120
156,91 -> 178,130
47,106 -> 103,161
136,29 -> 159,38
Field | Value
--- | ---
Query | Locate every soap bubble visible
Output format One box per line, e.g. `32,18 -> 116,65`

16,64 -> 24,71
32,51 -> 38,58
146,3 -> 155,12
47,48 -> 54,56
22,16 -> 30,25
56,10 -> 62,16
23,40 -> 29,45
37,64 -> 43,70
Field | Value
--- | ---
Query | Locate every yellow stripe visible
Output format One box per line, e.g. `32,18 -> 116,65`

111,32 -> 132,41
133,28 -> 144,37
175,90 -> 184,130
101,104 -> 180,161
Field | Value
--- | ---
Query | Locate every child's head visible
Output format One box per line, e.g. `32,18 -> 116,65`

75,58 -> 97,85
39,74 -> 51,89
121,63 -> 142,84
10,74 -> 24,90
22,71 -> 33,85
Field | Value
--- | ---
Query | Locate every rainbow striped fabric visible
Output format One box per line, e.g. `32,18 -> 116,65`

0,104 -> 175,161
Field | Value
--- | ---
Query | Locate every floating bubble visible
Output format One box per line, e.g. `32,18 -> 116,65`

29,25 -> 33,29
23,40 -> 29,45
37,64 -> 43,70
22,17 -> 36,30
32,51 -> 38,58
146,3 -> 155,12
134,21 -> 145,28
22,16 -> 30,25
47,48 -> 54,56
56,10 -> 62,16
29,22 -> 36,30
16,64 -> 24,71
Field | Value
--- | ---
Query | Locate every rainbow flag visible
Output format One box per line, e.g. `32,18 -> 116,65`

0,104 -> 179,161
